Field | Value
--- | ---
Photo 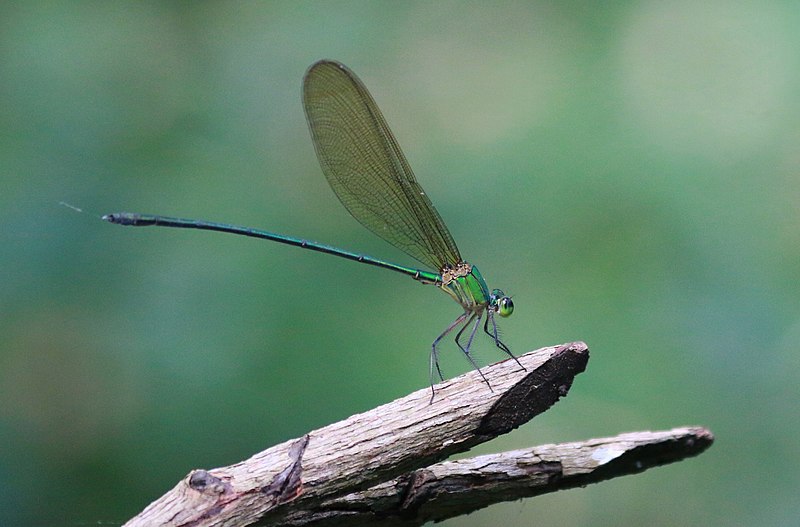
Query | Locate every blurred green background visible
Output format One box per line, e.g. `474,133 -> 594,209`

2,1 -> 798,525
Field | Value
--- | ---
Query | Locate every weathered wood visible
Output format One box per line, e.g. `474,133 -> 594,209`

124,342 -> 589,526
278,427 -> 714,526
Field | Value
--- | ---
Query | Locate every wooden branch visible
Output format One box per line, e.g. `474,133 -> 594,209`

281,427 -> 714,526
124,342 -> 589,526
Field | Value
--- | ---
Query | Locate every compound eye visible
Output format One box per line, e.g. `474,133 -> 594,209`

498,296 -> 514,317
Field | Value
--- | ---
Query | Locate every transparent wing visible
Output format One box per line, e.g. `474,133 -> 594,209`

302,60 -> 461,271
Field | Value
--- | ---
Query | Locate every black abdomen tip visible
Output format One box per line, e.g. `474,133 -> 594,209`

102,212 -> 148,226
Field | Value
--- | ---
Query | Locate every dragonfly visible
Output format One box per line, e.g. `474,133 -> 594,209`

104,59 -> 524,399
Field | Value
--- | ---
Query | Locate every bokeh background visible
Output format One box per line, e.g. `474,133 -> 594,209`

2,1 -> 798,525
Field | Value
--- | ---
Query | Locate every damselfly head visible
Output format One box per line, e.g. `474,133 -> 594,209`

491,289 -> 514,317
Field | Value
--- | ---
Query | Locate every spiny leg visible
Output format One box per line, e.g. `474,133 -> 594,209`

430,311 -> 470,402
457,311 -> 483,357
484,311 -> 526,372
454,312 -> 493,391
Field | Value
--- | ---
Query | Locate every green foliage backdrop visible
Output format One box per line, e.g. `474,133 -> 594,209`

1,2 -> 798,525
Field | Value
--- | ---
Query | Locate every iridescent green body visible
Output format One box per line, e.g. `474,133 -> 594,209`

104,60 -> 523,399
441,263 -> 490,308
